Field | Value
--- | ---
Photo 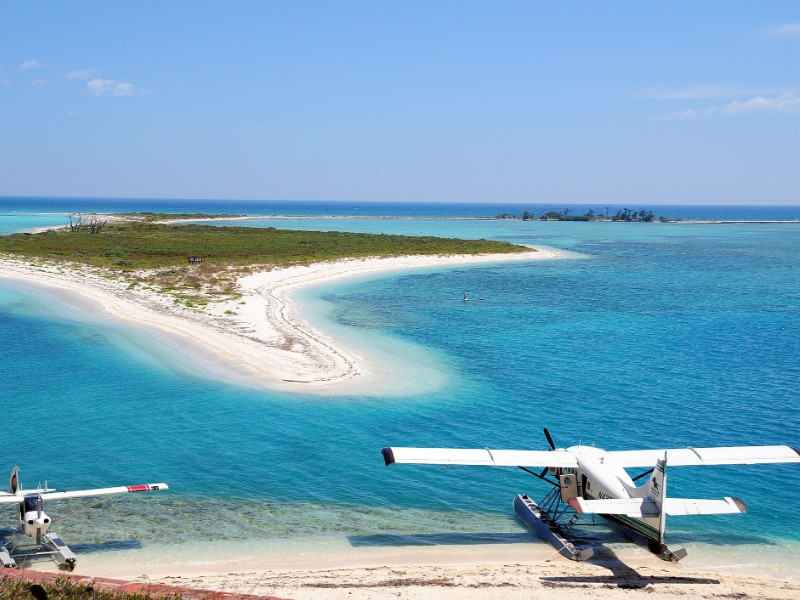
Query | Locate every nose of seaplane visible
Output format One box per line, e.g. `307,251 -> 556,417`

22,495 -> 51,544
23,511 -> 51,536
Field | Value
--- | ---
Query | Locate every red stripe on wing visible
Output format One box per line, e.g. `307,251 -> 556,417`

126,484 -> 152,493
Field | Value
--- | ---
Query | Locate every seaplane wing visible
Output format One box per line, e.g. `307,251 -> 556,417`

0,496 -> 26,505
609,445 -> 799,468
38,483 -> 168,501
0,483 -> 168,504
569,496 -> 746,517
382,447 -> 578,468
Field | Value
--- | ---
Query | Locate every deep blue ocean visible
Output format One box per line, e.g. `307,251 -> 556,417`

0,197 -> 798,573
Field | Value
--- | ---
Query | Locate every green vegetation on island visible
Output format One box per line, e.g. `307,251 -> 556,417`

1,217 -> 529,307
1,222 -> 527,271
497,208 -> 670,222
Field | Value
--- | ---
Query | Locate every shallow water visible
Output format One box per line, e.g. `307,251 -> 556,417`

0,199 -> 798,574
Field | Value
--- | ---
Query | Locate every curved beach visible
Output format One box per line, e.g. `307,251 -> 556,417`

0,248 -> 564,394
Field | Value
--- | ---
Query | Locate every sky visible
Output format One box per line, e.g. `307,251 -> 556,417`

1,2 -> 799,204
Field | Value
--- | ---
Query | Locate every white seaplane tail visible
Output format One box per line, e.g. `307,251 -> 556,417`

569,456 -> 669,545
569,454 -> 745,560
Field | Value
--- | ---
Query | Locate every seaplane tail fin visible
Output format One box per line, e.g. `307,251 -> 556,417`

570,456 -> 668,543
10,466 -> 19,495
648,457 -> 668,543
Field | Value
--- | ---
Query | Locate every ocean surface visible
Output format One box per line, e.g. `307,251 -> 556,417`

0,197 -> 798,575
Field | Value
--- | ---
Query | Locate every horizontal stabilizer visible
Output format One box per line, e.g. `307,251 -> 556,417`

569,496 -> 746,516
382,447 -> 578,468
569,497 -> 660,517
609,445 -> 800,468
663,496 -> 746,515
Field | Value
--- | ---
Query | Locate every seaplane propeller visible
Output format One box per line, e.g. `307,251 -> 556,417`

543,427 -> 556,451
539,428 -> 557,479
35,494 -> 44,546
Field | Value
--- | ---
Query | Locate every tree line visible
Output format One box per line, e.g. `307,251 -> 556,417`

496,208 -> 669,222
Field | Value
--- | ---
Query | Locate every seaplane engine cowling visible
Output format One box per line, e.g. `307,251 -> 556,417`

22,496 -> 51,542
22,511 -> 51,535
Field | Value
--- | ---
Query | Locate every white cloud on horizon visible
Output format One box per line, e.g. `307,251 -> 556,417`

86,78 -> 135,96
659,91 -> 800,120
67,68 -> 95,80
771,22 -> 800,36
18,59 -> 41,71
638,84 -> 777,100
711,92 -> 800,116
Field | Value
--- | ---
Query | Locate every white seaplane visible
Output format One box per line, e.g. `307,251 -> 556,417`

382,429 -> 800,562
0,467 -> 168,571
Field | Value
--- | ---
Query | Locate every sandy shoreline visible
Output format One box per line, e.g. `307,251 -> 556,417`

117,551 -> 800,600
0,248 -> 564,394
156,566 -> 798,600
24,539 -> 797,599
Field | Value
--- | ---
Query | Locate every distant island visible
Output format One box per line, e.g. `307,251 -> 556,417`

496,208 -> 669,222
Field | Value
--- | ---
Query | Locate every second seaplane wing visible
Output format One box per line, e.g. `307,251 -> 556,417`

608,445 -> 800,468
382,447 -> 578,468
38,483 -> 169,502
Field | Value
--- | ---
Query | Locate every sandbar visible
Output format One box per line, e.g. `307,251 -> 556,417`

0,248 -> 564,394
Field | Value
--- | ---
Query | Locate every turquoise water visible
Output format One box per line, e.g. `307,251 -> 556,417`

0,199 -> 798,572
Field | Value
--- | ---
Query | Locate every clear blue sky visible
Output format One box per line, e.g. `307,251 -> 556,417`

2,2 -> 799,204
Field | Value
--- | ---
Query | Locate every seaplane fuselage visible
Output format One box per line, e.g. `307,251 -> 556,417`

549,446 -> 635,500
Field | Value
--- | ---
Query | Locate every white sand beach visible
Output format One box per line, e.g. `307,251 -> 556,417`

0,248 -> 563,394
123,547 -> 800,600
15,531 -> 796,599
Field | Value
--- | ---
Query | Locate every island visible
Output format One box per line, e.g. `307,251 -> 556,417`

0,215 -> 564,393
